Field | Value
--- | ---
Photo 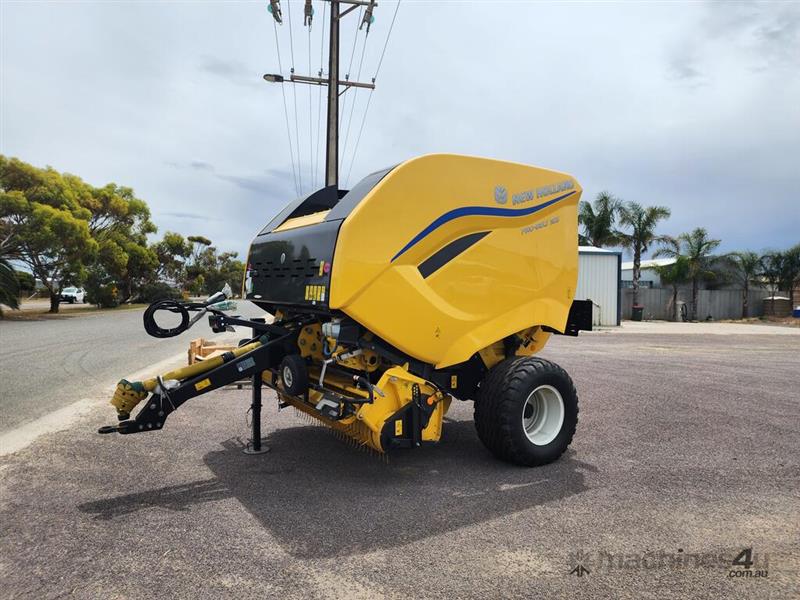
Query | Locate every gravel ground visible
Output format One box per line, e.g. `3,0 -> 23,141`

0,329 -> 798,599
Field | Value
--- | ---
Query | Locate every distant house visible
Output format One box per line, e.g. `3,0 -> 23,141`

620,258 -> 676,289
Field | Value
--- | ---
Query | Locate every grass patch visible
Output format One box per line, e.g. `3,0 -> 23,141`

1,303 -> 148,321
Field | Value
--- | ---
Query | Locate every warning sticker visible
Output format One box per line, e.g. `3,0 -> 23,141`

237,357 -> 256,373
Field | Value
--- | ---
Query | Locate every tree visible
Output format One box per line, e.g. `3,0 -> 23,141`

779,243 -> 800,309
578,191 -> 620,247
759,252 -> 785,315
615,201 -> 671,307
726,250 -> 762,319
679,228 -> 721,321
201,251 -> 245,297
0,256 -> 20,316
79,181 -> 158,303
0,158 -> 99,313
653,236 -> 689,321
185,235 -> 213,293
152,231 -> 191,285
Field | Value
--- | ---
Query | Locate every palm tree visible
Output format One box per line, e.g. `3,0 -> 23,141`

759,252 -> 785,315
615,201 -> 671,307
726,251 -> 761,319
578,191 -> 620,247
780,243 -> 800,309
654,236 -> 689,321
680,228 -> 721,321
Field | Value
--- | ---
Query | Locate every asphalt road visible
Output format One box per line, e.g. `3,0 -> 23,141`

0,303 -> 261,433
0,326 -> 798,598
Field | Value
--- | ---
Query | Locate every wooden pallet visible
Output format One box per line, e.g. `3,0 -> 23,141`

187,338 -> 237,365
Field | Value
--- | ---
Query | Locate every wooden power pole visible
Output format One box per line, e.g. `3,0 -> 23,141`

325,0 -> 340,188
264,0 -> 377,191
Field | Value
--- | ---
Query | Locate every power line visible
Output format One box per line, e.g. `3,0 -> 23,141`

308,25 -> 313,191
345,0 -> 402,187
374,0 -> 401,81
345,90 -> 374,188
286,0 -> 303,195
314,1 -> 327,190
340,33 -> 368,174
272,18 -> 300,197
339,6 -> 363,139
265,0 -> 390,190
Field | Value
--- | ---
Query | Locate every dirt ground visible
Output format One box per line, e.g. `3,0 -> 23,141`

0,326 -> 798,599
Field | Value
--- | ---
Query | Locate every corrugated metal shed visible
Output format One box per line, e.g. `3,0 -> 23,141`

576,246 -> 621,326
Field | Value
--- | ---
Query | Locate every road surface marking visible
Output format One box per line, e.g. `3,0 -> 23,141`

1,349 -> 191,457
498,479 -> 549,491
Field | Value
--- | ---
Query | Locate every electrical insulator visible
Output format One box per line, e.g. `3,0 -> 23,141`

304,0 -> 314,27
360,1 -> 376,33
268,0 -> 283,24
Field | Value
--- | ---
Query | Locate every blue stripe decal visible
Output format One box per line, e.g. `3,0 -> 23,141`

390,190 -> 576,262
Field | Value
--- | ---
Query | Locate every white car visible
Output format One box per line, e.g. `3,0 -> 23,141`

60,287 -> 86,303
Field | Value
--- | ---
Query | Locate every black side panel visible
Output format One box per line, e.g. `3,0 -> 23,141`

325,166 -> 396,222
259,186 -> 340,234
562,300 -> 593,336
247,219 -> 342,308
418,231 -> 490,279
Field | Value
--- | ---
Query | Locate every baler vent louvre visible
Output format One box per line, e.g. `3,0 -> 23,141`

253,258 -> 320,281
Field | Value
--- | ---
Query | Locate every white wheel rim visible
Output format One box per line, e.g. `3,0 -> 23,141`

522,385 -> 565,446
282,366 -> 293,388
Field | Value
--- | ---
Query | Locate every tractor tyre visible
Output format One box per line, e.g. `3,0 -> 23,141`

279,354 -> 309,397
474,356 -> 578,466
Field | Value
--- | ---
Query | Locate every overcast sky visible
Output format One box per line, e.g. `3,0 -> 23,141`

2,1 -> 798,260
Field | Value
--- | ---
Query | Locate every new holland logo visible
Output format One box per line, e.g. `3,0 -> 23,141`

494,185 -> 508,205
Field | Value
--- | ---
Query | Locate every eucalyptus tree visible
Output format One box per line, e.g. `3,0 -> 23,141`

615,201 -> 671,307
0,256 -> 19,316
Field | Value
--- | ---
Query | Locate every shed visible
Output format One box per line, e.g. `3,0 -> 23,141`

576,246 -> 621,327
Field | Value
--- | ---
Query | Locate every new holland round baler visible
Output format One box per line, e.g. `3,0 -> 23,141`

101,154 -> 591,466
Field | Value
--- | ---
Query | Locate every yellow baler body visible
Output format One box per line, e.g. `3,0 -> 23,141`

329,154 -> 582,368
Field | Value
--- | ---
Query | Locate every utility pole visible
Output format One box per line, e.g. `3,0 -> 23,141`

326,0 -> 340,188
264,0 -> 377,191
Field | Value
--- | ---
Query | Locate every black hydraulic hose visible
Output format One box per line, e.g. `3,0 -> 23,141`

143,299 -> 193,338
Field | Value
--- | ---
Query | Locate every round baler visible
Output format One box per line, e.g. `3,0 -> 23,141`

101,154 -> 592,466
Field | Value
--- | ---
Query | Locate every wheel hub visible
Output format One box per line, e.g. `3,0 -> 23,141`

522,384 -> 565,446
282,365 -> 293,388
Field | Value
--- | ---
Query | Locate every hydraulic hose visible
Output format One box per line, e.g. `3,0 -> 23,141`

142,299 -> 193,338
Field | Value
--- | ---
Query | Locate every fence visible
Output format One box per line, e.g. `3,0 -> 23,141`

621,288 -> 776,321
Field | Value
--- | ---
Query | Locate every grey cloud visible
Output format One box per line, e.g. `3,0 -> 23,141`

166,159 -> 295,196
3,1 -> 799,259
754,11 -> 800,67
668,55 -> 704,83
189,160 -> 214,171
159,211 -> 220,221
200,56 -> 261,88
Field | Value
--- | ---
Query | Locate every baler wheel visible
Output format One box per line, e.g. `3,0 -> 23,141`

474,357 -> 578,466
279,354 -> 309,397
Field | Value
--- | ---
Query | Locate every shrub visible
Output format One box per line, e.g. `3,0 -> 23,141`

135,282 -> 182,304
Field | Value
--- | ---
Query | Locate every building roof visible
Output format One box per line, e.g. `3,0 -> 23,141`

621,257 -> 676,271
579,246 -> 620,255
